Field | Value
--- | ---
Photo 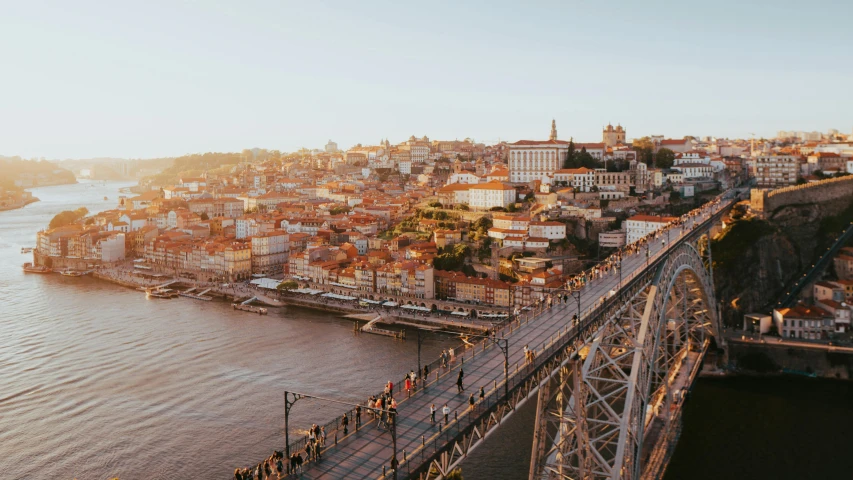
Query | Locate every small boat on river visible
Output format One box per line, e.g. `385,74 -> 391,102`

22,262 -> 52,273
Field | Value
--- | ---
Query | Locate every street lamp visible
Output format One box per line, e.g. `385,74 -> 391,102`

285,390 -> 396,478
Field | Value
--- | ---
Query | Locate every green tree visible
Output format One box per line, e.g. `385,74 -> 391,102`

277,280 -> 298,291
562,139 -> 576,169
655,148 -> 676,169
428,201 -> 443,208
49,207 -> 89,229
446,468 -> 464,480
507,202 -> 518,213
199,212 -> 210,221
632,136 -> 655,166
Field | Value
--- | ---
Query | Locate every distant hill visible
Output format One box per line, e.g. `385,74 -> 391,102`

143,149 -> 282,186
0,157 -> 77,189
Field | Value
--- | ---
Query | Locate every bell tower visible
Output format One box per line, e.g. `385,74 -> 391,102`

550,119 -> 558,141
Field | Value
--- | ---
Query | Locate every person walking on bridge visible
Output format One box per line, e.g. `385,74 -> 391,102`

430,403 -> 436,424
456,368 -> 464,393
442,403 -> 450,424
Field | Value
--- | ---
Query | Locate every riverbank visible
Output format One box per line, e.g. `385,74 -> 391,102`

89,263 -> 491,333
0,196 -> 40,212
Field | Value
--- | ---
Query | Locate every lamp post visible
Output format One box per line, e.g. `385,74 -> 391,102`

284,390 -> 392,477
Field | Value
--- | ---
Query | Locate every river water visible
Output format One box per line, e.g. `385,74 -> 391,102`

2,181 -> 850,479
0,181 -> 467,479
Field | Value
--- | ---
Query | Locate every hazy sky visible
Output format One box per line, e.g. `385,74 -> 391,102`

1,1 -> 851,159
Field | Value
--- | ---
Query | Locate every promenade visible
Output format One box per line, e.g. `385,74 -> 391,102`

242,196 -> 731,479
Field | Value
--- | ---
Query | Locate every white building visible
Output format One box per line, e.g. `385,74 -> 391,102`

468,182 -> 516,210
528,221 -> 566,240
508,120 -> 569,183
553,167 -> 595,192
599,230 -> 627,248
98,233 -> 126,262
625,214 -> 678,244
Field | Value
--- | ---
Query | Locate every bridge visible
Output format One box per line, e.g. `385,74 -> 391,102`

267,194 -> 735,480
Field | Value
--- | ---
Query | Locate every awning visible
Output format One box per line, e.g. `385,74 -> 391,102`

321,292 -> 357,301
360,298 -> 382,304
250,278 -> 282,290
402,305 -> 431,312
383,301 -> 399,307
451,311 -> 469,316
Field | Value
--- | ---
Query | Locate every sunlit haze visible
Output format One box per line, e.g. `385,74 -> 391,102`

1,0 -> 851,159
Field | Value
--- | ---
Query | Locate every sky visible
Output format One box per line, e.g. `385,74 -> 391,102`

1,0 -> 851,159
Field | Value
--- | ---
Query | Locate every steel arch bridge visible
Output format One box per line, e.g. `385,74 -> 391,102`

529,237 -> 722,480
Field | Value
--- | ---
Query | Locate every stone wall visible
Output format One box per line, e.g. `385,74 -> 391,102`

751,176 -> 853,216
729,340 -> 853,380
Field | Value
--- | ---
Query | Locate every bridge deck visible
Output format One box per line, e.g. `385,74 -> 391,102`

285,200 -> 730,479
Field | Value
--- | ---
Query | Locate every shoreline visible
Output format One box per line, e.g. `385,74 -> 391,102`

0,197 -> 40,212
90,267 -> 490,334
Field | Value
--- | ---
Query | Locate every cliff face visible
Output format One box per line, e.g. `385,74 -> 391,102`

714,197 -> 853,326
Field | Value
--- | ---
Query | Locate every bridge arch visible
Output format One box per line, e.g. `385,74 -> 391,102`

532,240 -> 722,480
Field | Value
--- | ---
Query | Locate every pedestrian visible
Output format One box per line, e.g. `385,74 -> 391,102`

405,377 -> 411,396
320,425 -> 326,446
341,413 -> 349,435
430,403 -> 436,424
289,453 -> 297,474
449,347 -> 455,364
442,403 -> 450,424
456,368 -> 464,392
479,386 -> 485,404
423,364 -> 430,382
296,453 -> 304,473
355,404 -> 362,428
468,393 -> 475,410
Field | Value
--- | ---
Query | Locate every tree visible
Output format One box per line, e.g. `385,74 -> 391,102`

632,136 -> 655,166
489,206 -> 507,212
507,202 -> 518,213
199,212 -> 210,221
446,468 -> 464,480
562,139 -> 576,169
655,148 -> 676,169
428,201 -> 443,208
49,207 -> 89,229
277,280 -> 298,291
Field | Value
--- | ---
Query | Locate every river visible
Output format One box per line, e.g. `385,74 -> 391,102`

2,181 -> 850,479
0,181 -> 464,479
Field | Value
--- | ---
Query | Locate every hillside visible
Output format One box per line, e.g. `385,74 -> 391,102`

143,149 -> 282,186
0,157 -> 76,189
713,196 -> 853,326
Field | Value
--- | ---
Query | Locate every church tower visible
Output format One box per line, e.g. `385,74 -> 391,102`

550,119 -> 558,141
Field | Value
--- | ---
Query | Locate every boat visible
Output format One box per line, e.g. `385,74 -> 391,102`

22,262 -> 52,273
232,303 -> 268,314
59,269 -> 91,277
104,196 -> 108,201
147,288 -> 179,299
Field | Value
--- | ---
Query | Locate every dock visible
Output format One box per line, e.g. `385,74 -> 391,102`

359,314 -> 405,339
180,287 -> 213,301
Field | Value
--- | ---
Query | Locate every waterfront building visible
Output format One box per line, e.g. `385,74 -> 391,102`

773,305 -> 834,340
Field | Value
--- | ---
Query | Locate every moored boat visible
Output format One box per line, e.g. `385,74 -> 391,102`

59,269 -> 92,277
22,262 -> 52,273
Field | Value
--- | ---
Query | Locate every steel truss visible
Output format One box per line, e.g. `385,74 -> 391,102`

530,237 -> 722,480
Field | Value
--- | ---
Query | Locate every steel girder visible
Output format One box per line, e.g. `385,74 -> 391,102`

530,240 -> 720,480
